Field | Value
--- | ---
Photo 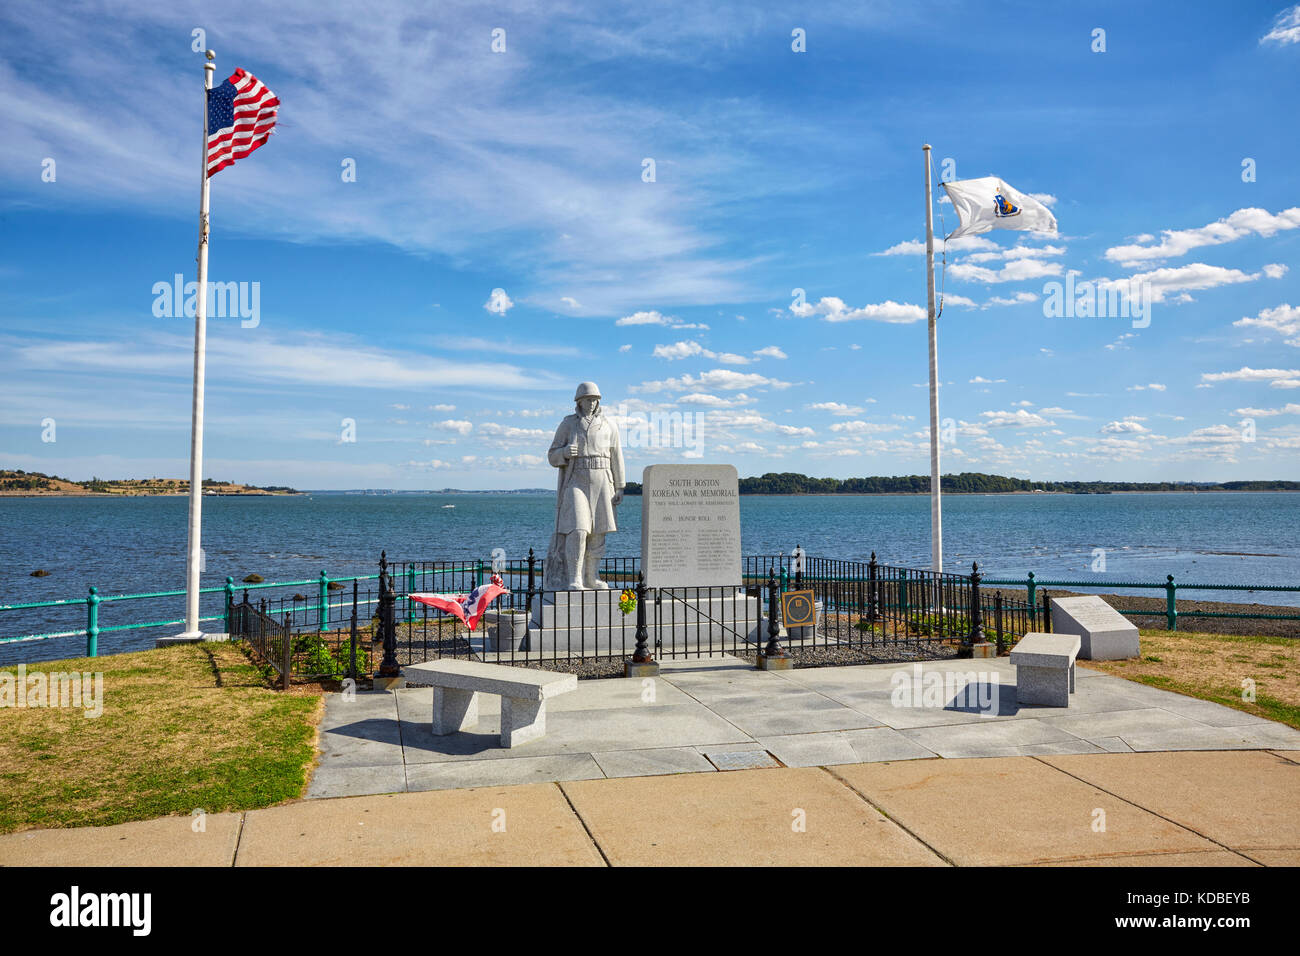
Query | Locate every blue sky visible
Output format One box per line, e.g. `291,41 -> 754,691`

2,0 -> 1299,489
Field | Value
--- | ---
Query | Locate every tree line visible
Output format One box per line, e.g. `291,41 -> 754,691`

621,472 -> 1300,495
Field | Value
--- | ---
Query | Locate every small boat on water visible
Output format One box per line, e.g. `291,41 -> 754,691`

442,504 -> 455,509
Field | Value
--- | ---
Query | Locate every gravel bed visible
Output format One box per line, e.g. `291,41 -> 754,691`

986,588 -> 1299,638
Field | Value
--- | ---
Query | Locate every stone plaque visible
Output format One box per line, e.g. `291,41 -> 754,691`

640,464 -> 741,588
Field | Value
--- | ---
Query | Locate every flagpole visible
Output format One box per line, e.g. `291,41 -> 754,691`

179,50 -> 216,639
923,144 -> 943,580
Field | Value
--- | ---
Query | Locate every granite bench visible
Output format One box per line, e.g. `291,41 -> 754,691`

1010,632 -> 1080,707
404,660 -> 578,748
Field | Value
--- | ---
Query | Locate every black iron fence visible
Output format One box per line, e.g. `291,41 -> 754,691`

227,551 -> 1046,686
372,550 -> 1042,673
229,580 -> 375,684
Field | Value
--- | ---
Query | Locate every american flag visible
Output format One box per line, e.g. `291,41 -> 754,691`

408,576 -> 510,631
206,68 -> 279,176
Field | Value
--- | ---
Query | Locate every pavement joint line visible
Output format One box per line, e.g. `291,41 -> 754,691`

231,811 -> 247,867
656,673 -> 757,741
1269,749 -> 1300,766
819,765 -> 956,867
555,782 -> 612,867
1027,753 -> 1266,867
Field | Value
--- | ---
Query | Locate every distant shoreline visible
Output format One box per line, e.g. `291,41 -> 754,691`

6,489 -> 1298,499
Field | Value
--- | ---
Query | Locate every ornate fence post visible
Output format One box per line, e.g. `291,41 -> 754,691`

758,567 -> 790,669
86,586 -> 99,658
349,579 -> 359,682
867,552 -> 878,624
280,613 -> 291,691
994,591 -> 1005,655
965,562 -> 993,657
526,547 -> 536,606
625,571 -> 659,677
407,563 -> 417,625
374,556 -> 403,688
1165,575 -> 1177,632
224,575 -> 235,635
318,569 -> 330,633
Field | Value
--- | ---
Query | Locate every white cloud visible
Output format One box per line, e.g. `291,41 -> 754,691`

753,345 -> 788,359
1201,367 -> 1300,386
430,403 -> 456,412
790,296 -> 925,324
983,292 -> 1039,308
478,422 -> 548,440
618,344 -> 632,352
1127,383 -> 1167,392
634,369 -> 792,393
950,259 -> 1063,284
942,294 -> 978,307
653,340 -> 708,361
1104,207 -> 1300,266
1235,404 -> 1300,417
432,419 -> 473,435
964,244 -> 1066,264
484,288 -> 514,315
828,420 -> 898,434
10,333 -> 555,392
677,391 -> 750,407
1261,5 -> 1300,44
874,236 -> 998,256
980,409 -> 1053,428
560,296 -> 581,309
1099,263 -> 1282,303
1235,303 -> 1300,346
617,310 -> 674,326
969,376 -> 1006,384
1166,425 -> 1241,446
807,401 -> 866,415
1101,420 -> 1149,434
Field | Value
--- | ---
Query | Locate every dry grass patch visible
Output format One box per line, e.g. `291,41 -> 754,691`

0,642 -> 321,833
1081,629 -> 1300,730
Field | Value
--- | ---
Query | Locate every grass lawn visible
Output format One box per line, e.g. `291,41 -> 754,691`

1081,628 -> 1300,730
0,642 -> 322,834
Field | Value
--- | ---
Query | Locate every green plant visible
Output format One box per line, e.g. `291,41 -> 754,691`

910,612 -> 970,638
294,634 -> 341,676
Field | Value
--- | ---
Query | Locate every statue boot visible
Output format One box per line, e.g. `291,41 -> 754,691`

583,533 -> 609,589
564,530 -> 587,590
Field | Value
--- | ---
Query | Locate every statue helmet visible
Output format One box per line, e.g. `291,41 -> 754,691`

574,381 -> 601,401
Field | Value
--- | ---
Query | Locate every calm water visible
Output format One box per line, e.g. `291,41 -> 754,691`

2,491 -> 1298,662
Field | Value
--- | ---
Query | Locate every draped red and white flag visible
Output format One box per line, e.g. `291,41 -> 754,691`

409,575 -> 510,631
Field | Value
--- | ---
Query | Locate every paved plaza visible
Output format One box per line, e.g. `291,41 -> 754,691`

307,656 -> 1300,797
5,657 -> 1299,867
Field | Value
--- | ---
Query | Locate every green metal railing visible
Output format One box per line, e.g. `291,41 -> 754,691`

0,562 -> 502,659
983,572 -> 1300,631
0,571 -> 383,658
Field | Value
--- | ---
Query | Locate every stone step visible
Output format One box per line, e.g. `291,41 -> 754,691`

529,590 -> 760,629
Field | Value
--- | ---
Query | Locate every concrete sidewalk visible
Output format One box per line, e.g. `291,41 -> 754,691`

307,656 -> 1300,798
3,750 -> 1298,866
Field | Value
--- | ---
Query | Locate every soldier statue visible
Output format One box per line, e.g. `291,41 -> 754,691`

543,382 -> 625,590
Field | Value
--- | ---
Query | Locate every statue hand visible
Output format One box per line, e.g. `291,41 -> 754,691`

566,443 -> 578,459
612,490 -> 623,507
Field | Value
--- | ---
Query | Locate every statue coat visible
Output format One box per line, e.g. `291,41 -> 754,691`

546,410 -> 625,535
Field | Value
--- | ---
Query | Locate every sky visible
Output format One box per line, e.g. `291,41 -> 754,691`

2,0 -> 1299,490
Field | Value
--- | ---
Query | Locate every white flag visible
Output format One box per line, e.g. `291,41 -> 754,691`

941,176 -> 1056,238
